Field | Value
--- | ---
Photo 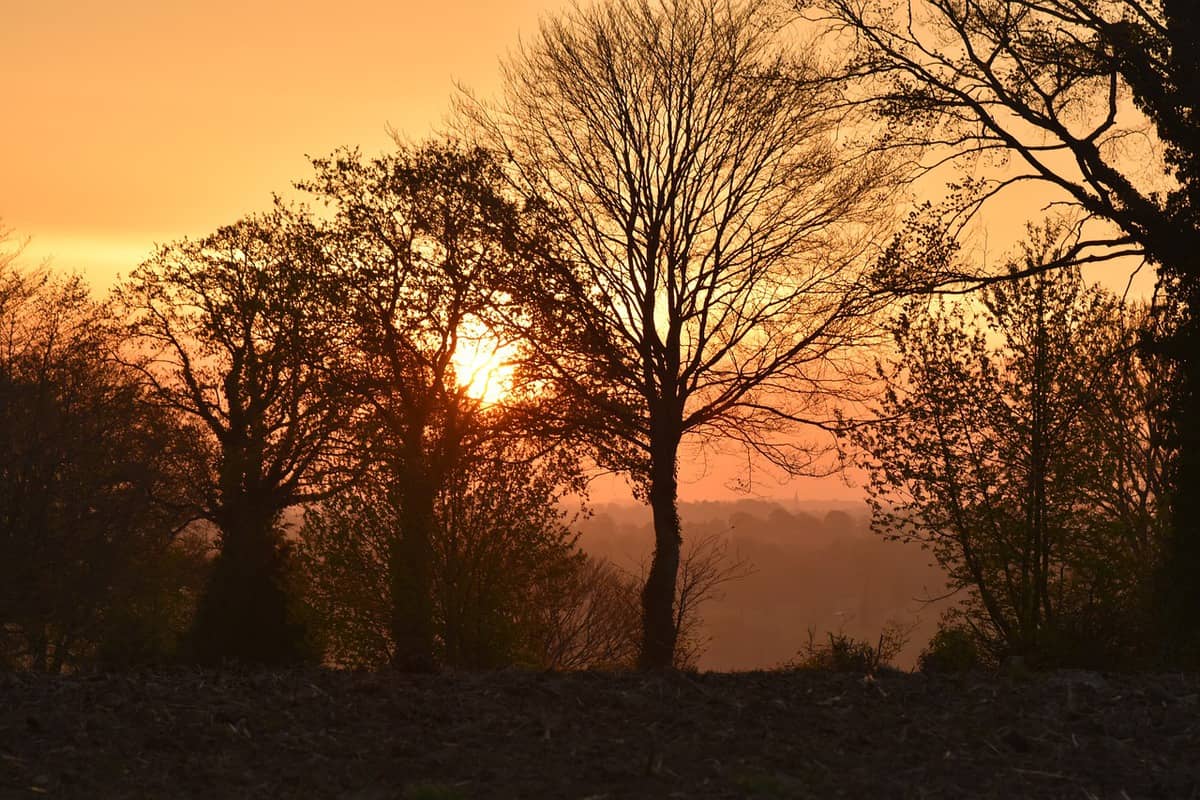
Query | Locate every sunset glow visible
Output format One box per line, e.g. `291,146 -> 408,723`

2,1 -> 1187,779
451,332 -> 517,405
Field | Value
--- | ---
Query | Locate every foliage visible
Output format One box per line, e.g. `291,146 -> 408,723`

300,443 -> 584,670
850,226 -> 1167,667
464,0 -> 896,668
90,529 -> 212,670
789,621 -> 909,674
918,623 -> 986,674
116,210 -> 349,665
299,142 -> 548,670
0,250 -> 201,671
813,0 -> 1200,659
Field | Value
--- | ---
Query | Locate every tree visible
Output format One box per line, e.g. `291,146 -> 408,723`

299,142 -> 549,670
0,259 -> 199,671
462,0 -> 895,667
115,210 -> 350,664
813,0 -> 1200,658
299,441 -> 584,669
850,227 -> 1167,666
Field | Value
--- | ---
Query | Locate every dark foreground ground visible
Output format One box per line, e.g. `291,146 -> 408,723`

1,668 -> 1197,799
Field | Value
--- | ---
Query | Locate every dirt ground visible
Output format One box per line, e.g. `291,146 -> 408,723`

1,668 -> 1197,799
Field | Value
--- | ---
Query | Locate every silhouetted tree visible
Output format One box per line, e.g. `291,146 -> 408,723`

116,210 -> 350,665
0,258 -> 199,671
299,142 -> 549,670
851,227 -> 1167,666
813,0 -> 1200,659
462,0 -> 895,667
299,441 -> 583,669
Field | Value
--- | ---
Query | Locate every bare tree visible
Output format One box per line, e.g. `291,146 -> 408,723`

809,0 -> 1194,279
462,0 -> 895,667
529,532 -> 752,670
672,531 -> 755,669
1,222 -> 37,321
528,556 -> 642,670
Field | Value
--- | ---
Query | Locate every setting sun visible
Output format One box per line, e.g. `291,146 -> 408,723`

451,331 -> 516,405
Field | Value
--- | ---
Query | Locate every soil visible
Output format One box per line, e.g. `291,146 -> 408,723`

1,668 -> 1197,799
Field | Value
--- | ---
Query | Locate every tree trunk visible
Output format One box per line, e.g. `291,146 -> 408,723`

390,469 -> 438,671
639,432 -> 682,670
190,499 -> 303,665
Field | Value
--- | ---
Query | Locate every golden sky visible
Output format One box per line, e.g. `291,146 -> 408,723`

2,0 -> 556,284
2,0 -> 864,503
5,1 -> 1149,505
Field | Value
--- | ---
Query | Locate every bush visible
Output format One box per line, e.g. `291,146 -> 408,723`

918,625 -> 984,674
789,621 -> 909,674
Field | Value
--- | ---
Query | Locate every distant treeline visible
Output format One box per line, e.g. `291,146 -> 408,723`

579,502 -> 949,671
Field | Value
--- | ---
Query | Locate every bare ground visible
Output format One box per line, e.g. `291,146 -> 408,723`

1,668 -> 1197,799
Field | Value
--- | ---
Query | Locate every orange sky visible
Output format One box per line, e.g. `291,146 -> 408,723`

2,0 -> 556,283
1,0 -> 863,504
2,1 -> 1150,506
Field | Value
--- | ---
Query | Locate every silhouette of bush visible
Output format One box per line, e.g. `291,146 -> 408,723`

94,532 -> 210,669
918,626 -> 985,674
789,622 -> 908,674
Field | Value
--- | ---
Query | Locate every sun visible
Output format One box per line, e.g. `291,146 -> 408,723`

451,328 -> 516,405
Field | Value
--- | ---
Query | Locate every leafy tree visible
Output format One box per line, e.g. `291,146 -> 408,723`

850,228 -> 1166,666
813,0 -> 1200,657
463,0 -> 895,668
116,210 -> 350,665
0,257 -> 199,670
299,441 -> 583,669
299,142 -> 550,670
302,460 -> 743,670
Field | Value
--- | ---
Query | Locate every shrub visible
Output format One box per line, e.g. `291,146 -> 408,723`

789,621 -> 909,674
918,625 -> 984,674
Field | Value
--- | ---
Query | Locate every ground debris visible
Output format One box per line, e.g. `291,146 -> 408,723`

0,668 -> 1196,798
